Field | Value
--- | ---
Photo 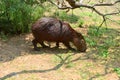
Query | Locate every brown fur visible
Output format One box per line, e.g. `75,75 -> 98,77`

31,17 -> 87,52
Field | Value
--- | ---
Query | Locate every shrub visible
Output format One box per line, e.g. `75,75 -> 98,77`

0,0 -> 45,34
32,6 -> 45,21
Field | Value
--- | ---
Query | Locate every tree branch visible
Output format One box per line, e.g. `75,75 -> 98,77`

97,16 -> 107,32
48,0 -> 120,29
49,0 -> 120,16
93,0 -> 120,7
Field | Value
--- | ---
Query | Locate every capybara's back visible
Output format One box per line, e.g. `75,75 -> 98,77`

31,17 -> 87,52
32,17 -> 73,42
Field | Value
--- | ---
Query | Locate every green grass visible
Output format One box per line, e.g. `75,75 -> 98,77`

114,67 -> 120,77
86,25 -> 119,58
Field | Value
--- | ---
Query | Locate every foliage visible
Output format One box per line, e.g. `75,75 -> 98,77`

32,6 -> 45,21
0,0 -> 45,34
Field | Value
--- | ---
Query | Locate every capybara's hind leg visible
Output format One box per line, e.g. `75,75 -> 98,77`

54,42 -> 59,48
32,39 -> 40,51
63,42 -> 75,50
39,41 -> 49,48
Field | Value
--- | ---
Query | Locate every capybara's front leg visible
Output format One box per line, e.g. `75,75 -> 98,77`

63,42 -> 75,51
32,39 -> 40,51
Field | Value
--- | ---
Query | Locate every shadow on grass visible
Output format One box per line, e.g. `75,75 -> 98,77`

0,33 -> 79,63
0,33 -> 87,80
0,56 -> 65,80
0,53 -> 89,80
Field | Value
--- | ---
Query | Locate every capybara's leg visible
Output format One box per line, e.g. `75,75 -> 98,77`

63,42 -> 75,50
32,39 -> 40,51
39,41 -> 49,48
54,42 -> 59,48
56,42 -> 59,48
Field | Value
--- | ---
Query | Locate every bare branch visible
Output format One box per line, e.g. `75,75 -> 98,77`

48,0 -> 120,29
105,11 -> 120,16
93,0 -> 120,7
49,0 -> 120,16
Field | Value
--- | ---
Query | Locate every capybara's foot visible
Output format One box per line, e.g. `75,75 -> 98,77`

34,47 -> 40,51
78,49 -> 86,52
53,46 -> 59,49
42,46 -> 49,48
69,48 -> 76,51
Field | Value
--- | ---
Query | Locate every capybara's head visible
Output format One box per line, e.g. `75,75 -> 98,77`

73,32 -> 87,52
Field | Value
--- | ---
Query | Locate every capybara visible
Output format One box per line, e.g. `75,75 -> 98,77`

31,17 -> 87,52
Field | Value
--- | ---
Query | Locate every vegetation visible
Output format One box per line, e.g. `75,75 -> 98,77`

0,0 -> 46,34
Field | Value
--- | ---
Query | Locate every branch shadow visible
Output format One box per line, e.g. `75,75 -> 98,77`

0,33 -> 86,80
0,53 -> 85,80
88,62 -> 117,80
0,63 -> 62,80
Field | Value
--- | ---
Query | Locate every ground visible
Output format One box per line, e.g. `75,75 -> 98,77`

0,26 -> 120,80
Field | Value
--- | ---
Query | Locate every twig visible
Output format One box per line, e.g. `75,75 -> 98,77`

97,16 -> 106,32
48,0 -> 73,9
93,0 -> 120,7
